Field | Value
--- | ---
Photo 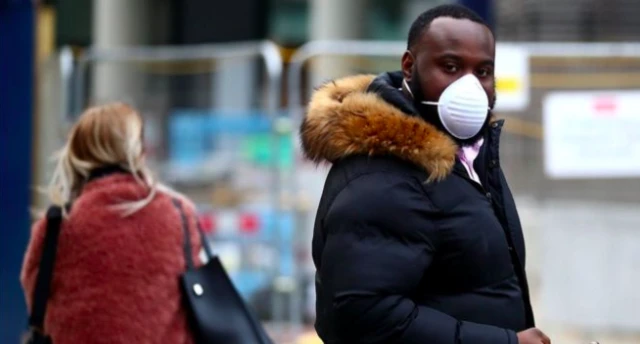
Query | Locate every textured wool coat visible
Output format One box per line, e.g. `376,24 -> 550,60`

21,171 -> 203,344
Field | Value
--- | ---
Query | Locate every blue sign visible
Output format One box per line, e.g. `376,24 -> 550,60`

168,109 -> 289,167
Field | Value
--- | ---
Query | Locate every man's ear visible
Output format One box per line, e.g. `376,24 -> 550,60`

401,50 -> 415,81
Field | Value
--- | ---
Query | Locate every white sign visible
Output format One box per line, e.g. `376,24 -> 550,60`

543,91 -> 640,178
494,44 -> 530,111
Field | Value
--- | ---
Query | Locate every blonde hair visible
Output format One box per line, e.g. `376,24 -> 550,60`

48,102 -> 179,217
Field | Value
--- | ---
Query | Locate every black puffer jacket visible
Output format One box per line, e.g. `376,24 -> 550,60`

300,72 -> 534,344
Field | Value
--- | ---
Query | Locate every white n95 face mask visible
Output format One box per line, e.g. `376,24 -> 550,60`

405,74 -> 490,139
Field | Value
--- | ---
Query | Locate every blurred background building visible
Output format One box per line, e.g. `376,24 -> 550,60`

2,0 -> 640,343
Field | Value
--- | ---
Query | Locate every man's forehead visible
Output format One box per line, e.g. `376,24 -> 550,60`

417,17 -> 494,56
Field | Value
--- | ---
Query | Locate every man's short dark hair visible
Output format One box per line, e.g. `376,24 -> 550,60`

407,4 -> 493,50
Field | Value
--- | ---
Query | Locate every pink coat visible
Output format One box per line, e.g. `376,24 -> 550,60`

21,173 -> 202,344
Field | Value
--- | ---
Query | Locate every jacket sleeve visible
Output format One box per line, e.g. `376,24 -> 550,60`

319,173 -> 517,344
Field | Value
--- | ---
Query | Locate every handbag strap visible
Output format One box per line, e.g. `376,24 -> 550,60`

28,205 -> 64,332
195,219 -> 214,259
171,198 -> 214,270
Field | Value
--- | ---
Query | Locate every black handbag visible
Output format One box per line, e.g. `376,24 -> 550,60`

24,206 -> 64,344
172,199 -> 274,344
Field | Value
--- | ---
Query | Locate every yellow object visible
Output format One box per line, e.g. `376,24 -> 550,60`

297,331 -> 323,344
496,77 -> 521,93
36,5 -> 55,63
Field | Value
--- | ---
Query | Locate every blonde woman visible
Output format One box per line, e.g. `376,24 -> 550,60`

21,103 -> 202,344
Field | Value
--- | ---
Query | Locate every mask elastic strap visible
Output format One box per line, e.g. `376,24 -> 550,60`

402,78 -> 414,99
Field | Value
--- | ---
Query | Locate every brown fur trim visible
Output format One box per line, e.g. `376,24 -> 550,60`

300,74 -> 458,181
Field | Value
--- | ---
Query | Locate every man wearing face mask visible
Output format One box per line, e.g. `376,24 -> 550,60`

300,4 -> 550,344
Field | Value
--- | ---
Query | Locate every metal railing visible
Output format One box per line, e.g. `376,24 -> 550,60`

61,41 -> 299,332
71,40 -> 282,117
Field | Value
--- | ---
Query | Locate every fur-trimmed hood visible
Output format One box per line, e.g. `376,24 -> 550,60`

300,74 -> 458,181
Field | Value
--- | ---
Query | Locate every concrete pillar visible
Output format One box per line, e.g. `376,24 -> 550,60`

309,0 -> 366,87
33,5 -> 66,210
91,0 -> 150,105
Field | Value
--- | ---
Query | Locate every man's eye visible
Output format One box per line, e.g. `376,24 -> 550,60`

476,68 -> 492,77
444,64 -> 459,73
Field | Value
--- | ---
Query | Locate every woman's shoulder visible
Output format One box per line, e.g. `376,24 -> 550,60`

77,174 -> 196,210
70,180 -> 197,230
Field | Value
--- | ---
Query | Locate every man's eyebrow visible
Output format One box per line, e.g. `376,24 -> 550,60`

435,52 -> 462,60
479,59 -> 495,67
436,53 -> 495,66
